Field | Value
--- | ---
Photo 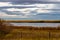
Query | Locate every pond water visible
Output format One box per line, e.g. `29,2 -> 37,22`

11,23 -> 60,27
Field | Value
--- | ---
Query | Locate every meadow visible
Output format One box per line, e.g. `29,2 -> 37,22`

0,19 -> 60,40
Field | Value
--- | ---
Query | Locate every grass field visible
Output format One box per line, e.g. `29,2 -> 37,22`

0,19 -> 60,40
0,26 -> 60,40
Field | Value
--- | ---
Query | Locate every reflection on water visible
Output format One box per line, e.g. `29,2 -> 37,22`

11,23 -> 60,27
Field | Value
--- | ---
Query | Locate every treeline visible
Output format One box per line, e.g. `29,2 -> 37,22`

5,20 -> 60,23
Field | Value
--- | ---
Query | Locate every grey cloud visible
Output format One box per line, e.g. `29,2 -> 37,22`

0,10 -> 24,15
0,0 -> 60,4
0,6 -> 35,9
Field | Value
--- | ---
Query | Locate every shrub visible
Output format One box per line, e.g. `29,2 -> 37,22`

0,19 -> 12,36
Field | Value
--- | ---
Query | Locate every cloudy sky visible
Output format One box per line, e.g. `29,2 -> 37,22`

0,0 -> 60,20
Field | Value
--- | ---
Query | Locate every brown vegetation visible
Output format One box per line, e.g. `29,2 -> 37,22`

0,19 -> 60,40
5,20 -> 60,23
0,19 -> 13,37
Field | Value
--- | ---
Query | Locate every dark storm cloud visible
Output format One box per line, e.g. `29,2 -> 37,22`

0,6 -> 35,9
0,0 -> 60,4
0,0 -> 43,4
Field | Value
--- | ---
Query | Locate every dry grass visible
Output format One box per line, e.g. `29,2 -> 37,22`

0,26 -> 60,40
0,19 -> 60,40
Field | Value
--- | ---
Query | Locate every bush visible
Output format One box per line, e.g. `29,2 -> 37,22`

0,19 -> 12,36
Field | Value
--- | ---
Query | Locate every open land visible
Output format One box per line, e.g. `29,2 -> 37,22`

0,19 -> 60,40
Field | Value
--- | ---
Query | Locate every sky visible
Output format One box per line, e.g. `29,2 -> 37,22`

0,0 -> 60,20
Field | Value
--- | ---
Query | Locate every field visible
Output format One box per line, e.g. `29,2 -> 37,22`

0,26 -> 60,40
0,19 -> 60,40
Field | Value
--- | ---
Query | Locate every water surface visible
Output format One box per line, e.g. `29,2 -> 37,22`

11,23 -> 60,27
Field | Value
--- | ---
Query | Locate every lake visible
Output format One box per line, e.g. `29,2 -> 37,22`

11,23 -> 60,27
